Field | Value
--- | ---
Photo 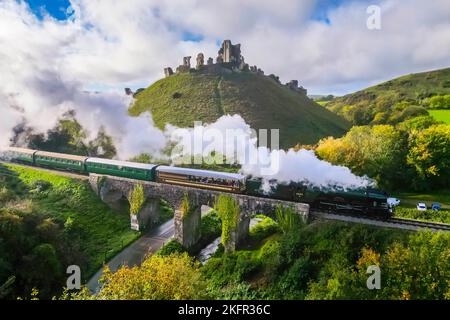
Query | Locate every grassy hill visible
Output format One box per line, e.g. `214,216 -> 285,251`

129,72 -> 351,148
0,163 -> 140,298
325,67 -> 450,125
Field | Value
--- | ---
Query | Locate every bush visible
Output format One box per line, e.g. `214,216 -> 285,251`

276,256 -> 314,299
202,251 -> 261,288
394,207 -> 450,224
207,281 -> 258,300
157,240 -> 185,257
129,184 -> 145,216
257,237 -> 281,279
425,95 -> 450,109
70,253 -> 207,300
275,205 -> 304,235
0,186 -> 13,203
200,210 -> 222,244
159,199 -> 174,224
249,216 -> 278,241
29,180 -> 52,194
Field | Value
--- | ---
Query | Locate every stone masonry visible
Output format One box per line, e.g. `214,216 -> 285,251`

89,174 -> 309,251
160,39 -> 308,95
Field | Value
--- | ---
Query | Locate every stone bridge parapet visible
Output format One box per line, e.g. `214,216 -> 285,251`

89,174 -> 309,251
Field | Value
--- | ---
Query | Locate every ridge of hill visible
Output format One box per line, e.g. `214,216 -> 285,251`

325,67 -> 450,125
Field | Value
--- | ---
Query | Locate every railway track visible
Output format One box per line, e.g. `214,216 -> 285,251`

3,160 -> 449,232
388,217 -> 450,231
311,210 -> 450,232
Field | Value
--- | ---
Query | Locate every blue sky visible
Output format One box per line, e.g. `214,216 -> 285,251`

24,0 -> 350,43
24,0 -> 72,20
25,0 -> 348,24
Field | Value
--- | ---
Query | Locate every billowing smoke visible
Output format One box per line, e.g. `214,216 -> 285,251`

0,2 -> 168,159
168,114 -> 375,190
64,92 -> 168,160
0,78 -> 168,159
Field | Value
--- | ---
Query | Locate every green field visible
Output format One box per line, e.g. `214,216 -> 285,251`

429,109 -> 450,124
396,189 -> 450,209
325,67 -> 450,125
129,71 -> 350,148
392,189 -> 450,223
0,164 -> 140,278
315,100 -> 329,106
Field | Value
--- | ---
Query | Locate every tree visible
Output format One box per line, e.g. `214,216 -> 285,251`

425,95 -> 450,109
407,124 -> 450,188
316,125 -> 407,189
397,115 -> 441,132
379,231 -> 450,300
87,126 -> 117,158
21,243 -> 63,298
66,253 -> 206,300
306,231 -> 450,300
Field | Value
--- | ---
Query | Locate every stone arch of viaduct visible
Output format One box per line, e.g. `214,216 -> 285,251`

89,174 -> 309,251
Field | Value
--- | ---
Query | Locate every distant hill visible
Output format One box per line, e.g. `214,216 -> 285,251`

129,72 -> 350,148
325,68 -> 450,125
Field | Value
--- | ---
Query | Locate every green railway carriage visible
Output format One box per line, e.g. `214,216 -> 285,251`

85,158 -> 157,181
5,147 -> 37,164
34,151 -> 88,172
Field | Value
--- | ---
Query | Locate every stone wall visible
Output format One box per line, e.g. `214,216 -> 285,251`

89,174 -> 309,251
174,208 -> 201,248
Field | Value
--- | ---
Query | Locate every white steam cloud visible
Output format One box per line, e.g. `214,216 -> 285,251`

169,114 -> 374,190
0,2 -> 167,159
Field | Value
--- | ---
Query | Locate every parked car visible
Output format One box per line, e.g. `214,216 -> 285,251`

431,203 -> 441,211
417,202 -> 427,211
387,197 -> 401,207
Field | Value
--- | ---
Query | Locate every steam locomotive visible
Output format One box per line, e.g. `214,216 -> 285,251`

3,147 -> 392,220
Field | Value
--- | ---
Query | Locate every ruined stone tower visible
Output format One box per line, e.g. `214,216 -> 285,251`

218,40 -> 242,65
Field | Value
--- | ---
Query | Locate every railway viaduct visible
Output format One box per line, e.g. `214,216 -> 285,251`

88,174 -> 309,251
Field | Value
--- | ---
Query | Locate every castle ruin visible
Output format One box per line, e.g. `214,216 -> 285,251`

162,40 -> 307,96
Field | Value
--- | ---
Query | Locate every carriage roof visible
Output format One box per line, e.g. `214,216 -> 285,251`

86,157 -> 158,170
35,151 -> 88,162
156,165 -> 246,181
5,147 -> 37,155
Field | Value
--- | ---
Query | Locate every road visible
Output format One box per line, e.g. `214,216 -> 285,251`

86,219 -> 175,293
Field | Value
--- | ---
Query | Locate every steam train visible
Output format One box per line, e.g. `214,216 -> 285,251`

3,147 -> 392,220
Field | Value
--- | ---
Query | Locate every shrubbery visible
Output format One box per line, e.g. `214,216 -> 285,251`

0,164 -> 138,299
66,253 -> 206,300
199,210 -> 222,246
425,94 -> 450,109
394,207 -> 450,224
157,240 -> 185,257
316,121 -> 450,191
249,216 -> 278,242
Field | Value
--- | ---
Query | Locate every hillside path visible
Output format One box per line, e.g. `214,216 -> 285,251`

86,219 -> 174,293
215,76 -> 225,115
